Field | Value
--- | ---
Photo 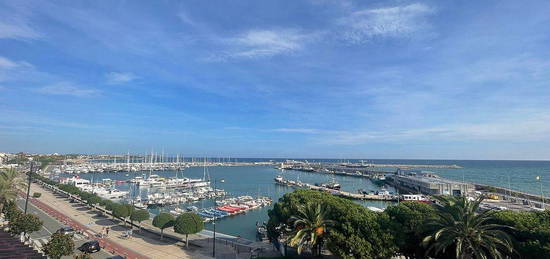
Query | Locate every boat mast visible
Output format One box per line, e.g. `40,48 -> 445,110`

149,149 -> 153,179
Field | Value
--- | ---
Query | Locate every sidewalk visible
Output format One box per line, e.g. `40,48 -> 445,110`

30,183 -> 215,259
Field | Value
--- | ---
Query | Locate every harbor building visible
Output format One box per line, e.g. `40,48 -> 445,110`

389,171 -> 474,196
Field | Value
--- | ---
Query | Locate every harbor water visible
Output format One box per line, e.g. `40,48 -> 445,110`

59,165 -> 393,240
58,159 -> 550,240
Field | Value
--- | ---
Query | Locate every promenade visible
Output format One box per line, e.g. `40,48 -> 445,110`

29,182 -> 216,259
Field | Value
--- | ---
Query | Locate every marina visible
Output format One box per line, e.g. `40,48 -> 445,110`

45,163 -> 394,240
40,159 -> 550,241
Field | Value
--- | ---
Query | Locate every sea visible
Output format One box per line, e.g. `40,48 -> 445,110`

60,159 -> 550,240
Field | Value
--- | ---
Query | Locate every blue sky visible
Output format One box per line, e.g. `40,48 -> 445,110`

1,0 -> 550,159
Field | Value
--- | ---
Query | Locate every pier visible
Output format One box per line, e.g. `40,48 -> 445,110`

274,177 -> 398,201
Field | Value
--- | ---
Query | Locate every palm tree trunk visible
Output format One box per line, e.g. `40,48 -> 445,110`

185,234 -> 189,248
160,229 -> 164,240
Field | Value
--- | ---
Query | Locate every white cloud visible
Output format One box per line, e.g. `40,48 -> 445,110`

106,72 -> 137,84
322,113 -> 550,145
0,56 -> 35,82
339,3 -> 435,43
177,12 -> 197,27
273,128 -> 323,134
35,82 -> 99,97
0,19 -> 40,39
207,29 -> 316,61
0,57 -> 18,69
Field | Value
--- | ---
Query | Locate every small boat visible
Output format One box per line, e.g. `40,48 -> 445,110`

220,179 -> 225,183
186,206 -> 199,212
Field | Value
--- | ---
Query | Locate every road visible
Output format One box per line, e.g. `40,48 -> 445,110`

15,197 -> 113,259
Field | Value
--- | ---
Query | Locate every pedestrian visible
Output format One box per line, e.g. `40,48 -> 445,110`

106,227 -> 110,236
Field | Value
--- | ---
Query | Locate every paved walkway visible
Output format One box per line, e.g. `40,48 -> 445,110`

30,183 -> 215,259
14,197 -> 112,259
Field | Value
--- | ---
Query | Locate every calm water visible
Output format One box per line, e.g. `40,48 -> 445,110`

60,159 -> 550,240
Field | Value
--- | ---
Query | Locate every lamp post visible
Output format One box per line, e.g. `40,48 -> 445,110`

213,178 -> 216,258
24,162 -> 34,214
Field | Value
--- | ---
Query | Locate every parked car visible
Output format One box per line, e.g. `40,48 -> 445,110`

56,226 -> 75,237
78,240 -> 101,253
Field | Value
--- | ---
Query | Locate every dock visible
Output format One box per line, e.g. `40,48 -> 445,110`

274,177 -> 398,201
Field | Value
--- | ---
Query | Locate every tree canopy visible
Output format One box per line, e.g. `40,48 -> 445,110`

268,189 -> 397,259
0,168 -> 26,212
43,232 -> 75,259
493,209 -> 550,258
112,203 -> 133,225
174,213 -> 204,248
153,212 -> 175,240
86,195 -> 101,206
9,213 -> 43,235
131,209 -> 150,229
385,201 -> 438,258
422,196 -> 514,259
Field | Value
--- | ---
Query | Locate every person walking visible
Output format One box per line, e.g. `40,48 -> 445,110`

106,227 -> 110,237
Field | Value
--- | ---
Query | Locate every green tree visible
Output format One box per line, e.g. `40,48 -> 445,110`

112,203 -> 132,226
86,195 -> 101,208
385,201 -> 438,258
9,213 -> 43,235
130,209 -> 150,231
288,203 -> 333,256
0,168 -> 26,212
268,189 -> 397,259
153,212 -> 175,240
422,196 -> 514,259
43,232 -> 75,259
104,200 -> 117,219
3,201 -> 22,223
79,192 -> 91,201
493,210 -> 550,258
174,213 -> 204,248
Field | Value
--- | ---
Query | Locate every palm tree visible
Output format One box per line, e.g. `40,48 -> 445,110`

289,202 -> 334,256
422,195 -> 514,259
0,168 -> 26,213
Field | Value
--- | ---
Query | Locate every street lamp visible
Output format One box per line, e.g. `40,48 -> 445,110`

24,162 -> 34,214
212,178 -> 216,258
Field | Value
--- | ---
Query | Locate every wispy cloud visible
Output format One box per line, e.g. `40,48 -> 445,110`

272,128 -> 330,134
207,29 -> 317,61
339,3 -> 435,43
0,19 -> 41,40
106,72 -> 137,84
0,56 -> 35,82
177,12 -> 197,27
0,57 -> 18,68
322,112 -> 550,145
35,82 -> 99,97
0,56 -> 32,69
